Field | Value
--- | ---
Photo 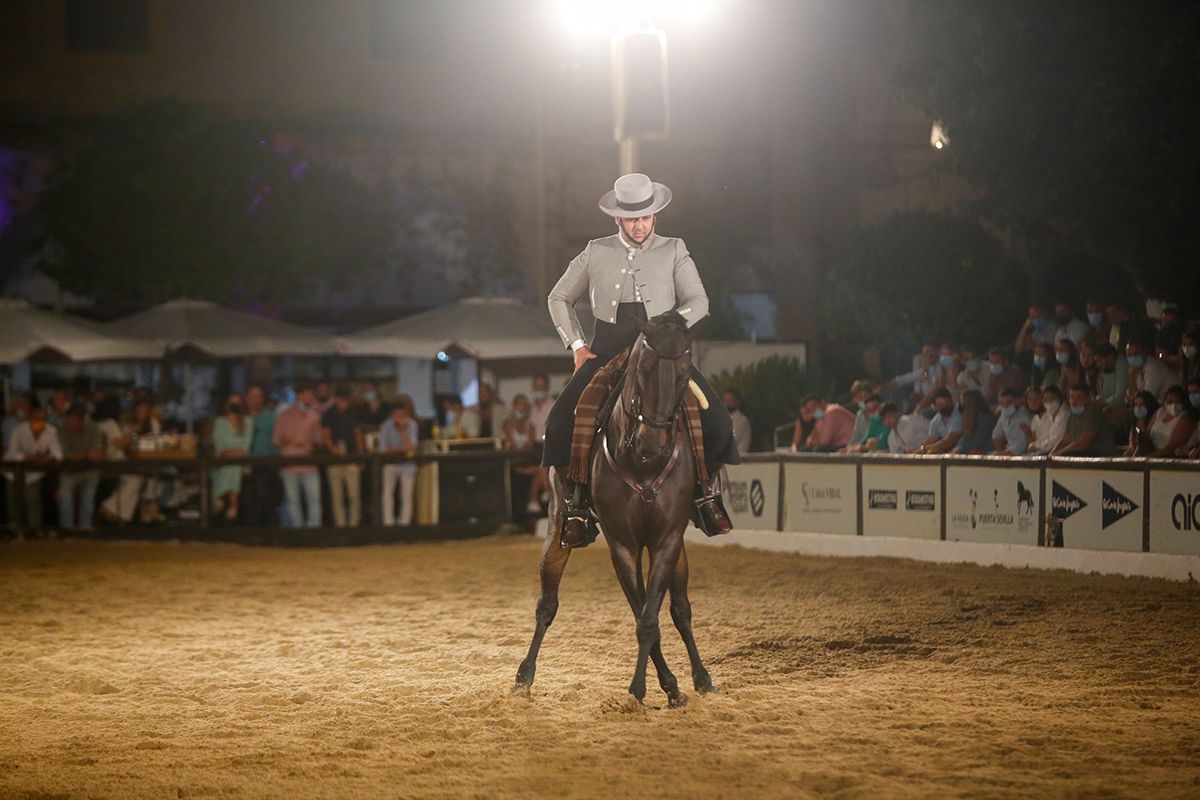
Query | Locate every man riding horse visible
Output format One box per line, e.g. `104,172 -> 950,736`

543,173 -> 738,547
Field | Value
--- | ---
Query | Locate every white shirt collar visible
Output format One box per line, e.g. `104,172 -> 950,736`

618,230 -> 653,251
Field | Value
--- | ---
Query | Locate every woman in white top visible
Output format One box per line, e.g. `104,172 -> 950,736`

98,400 -> 162,523
1145,385 -> 1198,458
1028,385 -> 1069,455
504,394 -> 548,513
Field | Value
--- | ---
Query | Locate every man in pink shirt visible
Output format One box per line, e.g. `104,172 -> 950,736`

794,394 -> 856,452
272,385 -> 324,527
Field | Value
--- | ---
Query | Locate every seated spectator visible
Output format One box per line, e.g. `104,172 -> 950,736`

473,383 -> 507,438
956,346 -> 986,395
937,344 -> 961,399
881,402 -> 916,454
1079,341 -> 1099,387
4,405 -> 61,528
916,387 -> 962,454
1015,306 -> 1055,354
992,387 -> 1033,455
1028,385 -> 1069,455
1125,340 -> 1173,402
1126,391 -> 1159,456
98,400 -> 163,524
1085,299 -> 1109,341
845,379 -> 873,447
439,395 -> 481,440
722,390 -> 753,455
1188,378 -> 1200,415
1156,304 -> 1184,368
956,390 -> 995,454
1052,303 -> 1091,346
843,394 -> 885,453
529,374 -> 555,444
1054,339 -> 1086,392
1052,384 -> 1118,456
211,394 -> 254,524
1179,331 -> 1200,385
380,396 -> 419,526
273,384 -> 323,528
1030,342 -> 1059,390
986,347 -> 1026,405
1093,343 -> 1128,410
57,404 -> 104,530
792,394 -> 856,452
1142,385 -> 1198,458
502,394 -> 537,450
1024,385 -> 1045,419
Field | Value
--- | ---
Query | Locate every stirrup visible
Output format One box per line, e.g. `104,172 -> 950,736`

693,487 -> 733,537
560,483 -> 599,549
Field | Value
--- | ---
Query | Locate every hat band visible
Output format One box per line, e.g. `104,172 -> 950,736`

616,193 -> 655,212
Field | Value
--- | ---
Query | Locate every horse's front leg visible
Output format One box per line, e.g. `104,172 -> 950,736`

515,470 -> 572,690
669,544 -> 713,693
630,535 -> 683,704
608,538 -> 682,706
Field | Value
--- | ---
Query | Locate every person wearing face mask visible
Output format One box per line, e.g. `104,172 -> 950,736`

1030,342 -> 1059,390
1015,306 -> 1056,354
1142,385 -> 1198,458
985,347 -> 1027,405
503,393 -> 544,515
1178,333 -> 1200,384
792,394 -> 855,452
1028,386 -> 1069,455
4,404 -> 62,528
1051,384 -> 1118,457
210,394 -> 254,523
956,346 -> 986,395
1126,391 -> 1159,456
1052,303 -> 1090,347
1054,339 -> 1085,393
1085,300 -> 1109,341
1125,340 -> 1173,403
992,387 -> 1033,455
722,390 -> 753,456
528,374 -> 555,444
1093,343 -> 1128,411
438,395 -> 480,441
955,390 -> 996,454
845,379 -> 874,448
272,385 -> 324,528
843,394 -> 885,453
915,387 -> 962,454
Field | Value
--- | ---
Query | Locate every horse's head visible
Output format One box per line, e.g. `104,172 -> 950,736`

624,311 -> 694,462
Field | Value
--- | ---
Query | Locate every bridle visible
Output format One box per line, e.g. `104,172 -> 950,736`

620,334 -> 690,451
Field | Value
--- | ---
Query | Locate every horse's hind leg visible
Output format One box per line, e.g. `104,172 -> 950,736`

515,476 -> 572,690
608,541 -> 683,707
669,545 -> 713,693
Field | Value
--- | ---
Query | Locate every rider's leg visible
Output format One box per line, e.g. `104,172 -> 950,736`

689,368 -> 736,535
542,357 -> 608,548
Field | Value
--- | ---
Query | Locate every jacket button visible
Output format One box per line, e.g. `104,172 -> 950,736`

611,300 -> 618,306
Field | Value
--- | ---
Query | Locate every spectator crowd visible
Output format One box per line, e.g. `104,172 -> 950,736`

2,375 -> 559,531
791,300 -> 1200,460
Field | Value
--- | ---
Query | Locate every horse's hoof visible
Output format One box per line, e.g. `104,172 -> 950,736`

694,674 -> 715,694
668,692 -> 689,709
628,685 -> 647,704
511,683 -> 531,697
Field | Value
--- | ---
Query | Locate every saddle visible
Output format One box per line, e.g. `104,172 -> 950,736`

565,347 -> 708,487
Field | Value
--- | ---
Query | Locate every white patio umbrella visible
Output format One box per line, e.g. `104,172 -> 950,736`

107,298 -> 338,431
341,296 -> 570,359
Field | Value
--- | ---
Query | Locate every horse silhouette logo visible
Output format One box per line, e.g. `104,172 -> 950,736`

1016,481 -> 1035,515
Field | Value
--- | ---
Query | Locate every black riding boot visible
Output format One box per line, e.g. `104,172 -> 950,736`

693,475 -> 733,537
560,481 -> 600,549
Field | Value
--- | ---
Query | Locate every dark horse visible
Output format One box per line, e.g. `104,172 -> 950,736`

515,312 -> 712,706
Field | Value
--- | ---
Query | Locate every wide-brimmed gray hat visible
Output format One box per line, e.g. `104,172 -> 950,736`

598,173 -> 673,218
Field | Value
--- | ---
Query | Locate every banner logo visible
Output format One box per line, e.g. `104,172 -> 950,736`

1171,493 -> 1200,530
868,489 -> 897,510
1100,481 -> 1138,529
1051,480 -> 1086,520
749,479 -> 765,517
906,490 -> 936,511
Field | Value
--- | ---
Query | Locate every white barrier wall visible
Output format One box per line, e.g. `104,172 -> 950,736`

723,462 -> 780,531
782,462 -> 857,535
861,464 -> 940,540
1149,472 -> 1200,555
945,466 -> 1040,545
1044,468 -> 1143,552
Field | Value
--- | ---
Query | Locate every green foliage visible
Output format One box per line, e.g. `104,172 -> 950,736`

893,1 -> 1200,300
708,355 -> 810,450
40,100 -> 394,308
819,211 -> 1027,369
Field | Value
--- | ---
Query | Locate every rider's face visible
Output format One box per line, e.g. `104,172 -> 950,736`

616,214 -> 655,245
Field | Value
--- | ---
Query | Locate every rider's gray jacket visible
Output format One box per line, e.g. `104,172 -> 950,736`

547,233 -> 710,349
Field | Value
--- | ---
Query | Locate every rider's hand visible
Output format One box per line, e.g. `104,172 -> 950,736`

573,345 -> 598,372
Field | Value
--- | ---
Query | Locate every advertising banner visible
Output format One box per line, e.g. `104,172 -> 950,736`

1148,471 -> 1200,555
782,462 -> 858,535
945,465 -> 1041,545
1043,468 -> 1143,552
723,462 -> 780,531
861,464 -> 940,540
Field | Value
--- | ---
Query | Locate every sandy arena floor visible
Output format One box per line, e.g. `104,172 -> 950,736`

0,534 -> 1198,799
